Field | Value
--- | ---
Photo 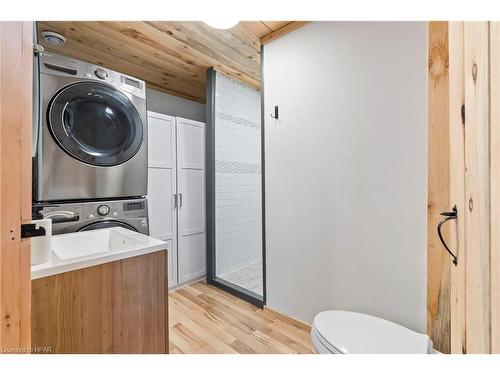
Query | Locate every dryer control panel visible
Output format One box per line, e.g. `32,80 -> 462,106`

39,52 -> 146,99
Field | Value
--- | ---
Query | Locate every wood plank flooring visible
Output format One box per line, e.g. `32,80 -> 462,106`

168,282 -> 314,354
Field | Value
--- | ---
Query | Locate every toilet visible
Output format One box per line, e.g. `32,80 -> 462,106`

311,310 -> 434,354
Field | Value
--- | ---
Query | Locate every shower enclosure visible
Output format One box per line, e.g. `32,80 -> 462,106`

206,69 -> 265,306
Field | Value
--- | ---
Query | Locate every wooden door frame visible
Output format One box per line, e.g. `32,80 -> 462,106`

0,21 -> 33,353
426,21 -> 468,355
463,21 -> 491,354
428,21 -> 500,354
427,21 -> 467,354
490,21 -> 500,354
448,22 -> 466,355
427,21 -> 452,353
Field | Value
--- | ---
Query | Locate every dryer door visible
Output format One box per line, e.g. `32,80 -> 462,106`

48,82 -> 144,166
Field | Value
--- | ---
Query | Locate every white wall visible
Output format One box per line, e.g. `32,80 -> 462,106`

263,22 -> 428,332
146,88 -> 205,122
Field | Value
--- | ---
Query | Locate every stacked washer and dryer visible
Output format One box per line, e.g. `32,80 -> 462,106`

33,52 -> 150,235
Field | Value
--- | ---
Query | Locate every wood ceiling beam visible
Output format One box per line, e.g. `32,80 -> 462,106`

229,24 -> 261,52
240,21 -> 273,38
261,21 -> 310,45
261,21 -> 292,31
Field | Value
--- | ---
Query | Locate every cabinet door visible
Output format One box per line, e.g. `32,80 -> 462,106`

148,168 -> 177,288
147,111 -> 177,288
148,168 -> 175,238
176,117 -> 206,283
148,112 -> 175,168
163,239 -> 175,290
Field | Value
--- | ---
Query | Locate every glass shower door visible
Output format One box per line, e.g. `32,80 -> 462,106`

206,69 -> 264,306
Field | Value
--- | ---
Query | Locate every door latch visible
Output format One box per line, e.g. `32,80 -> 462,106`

33,44 -> 44,57
20,223 -> 46,239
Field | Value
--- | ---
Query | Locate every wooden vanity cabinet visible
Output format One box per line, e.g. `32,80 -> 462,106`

31,251 -> 168,354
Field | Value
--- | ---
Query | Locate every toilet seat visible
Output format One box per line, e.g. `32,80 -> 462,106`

311,310 -> 432,354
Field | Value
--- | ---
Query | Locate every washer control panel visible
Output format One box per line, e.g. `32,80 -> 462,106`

97,204 -> 110,216
94,68 -> 108,80
38,198 -> 149,235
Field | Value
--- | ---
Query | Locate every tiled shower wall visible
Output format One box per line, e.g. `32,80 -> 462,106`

214,72 -> 263,282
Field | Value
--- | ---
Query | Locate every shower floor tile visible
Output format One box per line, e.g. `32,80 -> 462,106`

220,260 -> 263,296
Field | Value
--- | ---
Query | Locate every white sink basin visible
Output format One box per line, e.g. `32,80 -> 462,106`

52,228 -> 143,260
31,227 -> 168,280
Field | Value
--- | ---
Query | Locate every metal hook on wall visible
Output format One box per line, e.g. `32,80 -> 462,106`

270,105 -> 279,120
437,205 -> 458,266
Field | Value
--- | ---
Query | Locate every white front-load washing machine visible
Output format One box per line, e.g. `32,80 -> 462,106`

34,52 -> 148,202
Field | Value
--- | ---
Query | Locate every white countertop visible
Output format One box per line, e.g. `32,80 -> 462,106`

31,227 -> 168,280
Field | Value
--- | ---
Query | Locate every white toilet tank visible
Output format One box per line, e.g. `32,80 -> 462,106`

312,310 -> 433,354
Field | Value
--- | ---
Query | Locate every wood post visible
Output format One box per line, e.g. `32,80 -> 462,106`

489,21 -> 500,354
0,21 -> 33,353
463,21 -> 491,354
429,21 -> 500,354
448,21 -> 466,355
427,21 -> 451,353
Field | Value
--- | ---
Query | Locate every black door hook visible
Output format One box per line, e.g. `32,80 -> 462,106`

270,105 -> 279,119
437,205 -> 458,266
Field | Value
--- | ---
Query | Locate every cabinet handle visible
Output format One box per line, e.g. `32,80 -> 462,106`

179,193 -> 183,207
173,194 -> 177,208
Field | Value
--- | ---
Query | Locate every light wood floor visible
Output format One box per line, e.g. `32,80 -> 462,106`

168,282 -> 314,354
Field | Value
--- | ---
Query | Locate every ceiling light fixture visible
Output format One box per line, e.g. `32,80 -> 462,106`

203,20 -> 239,30
41,31 -> 66,47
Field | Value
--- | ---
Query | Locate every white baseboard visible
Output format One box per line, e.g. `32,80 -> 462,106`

168,275 -> 206,292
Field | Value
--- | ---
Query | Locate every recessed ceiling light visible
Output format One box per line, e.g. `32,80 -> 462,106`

203,20 -> 239,30
41,31 -> 66,47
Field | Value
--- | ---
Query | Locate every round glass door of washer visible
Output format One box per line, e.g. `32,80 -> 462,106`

48,82 -> 144,166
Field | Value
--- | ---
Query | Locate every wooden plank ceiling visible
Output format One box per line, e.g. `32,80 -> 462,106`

36,21 -> 300,103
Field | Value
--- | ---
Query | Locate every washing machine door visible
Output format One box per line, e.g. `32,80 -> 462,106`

78,220 -> 138,232
48,82 -> 144,166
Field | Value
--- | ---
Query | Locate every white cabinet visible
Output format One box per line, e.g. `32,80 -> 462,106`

147,112 -> 178,288
176,117 -> 206,283
147,111 -> 205,288
148,114 -> 176,168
